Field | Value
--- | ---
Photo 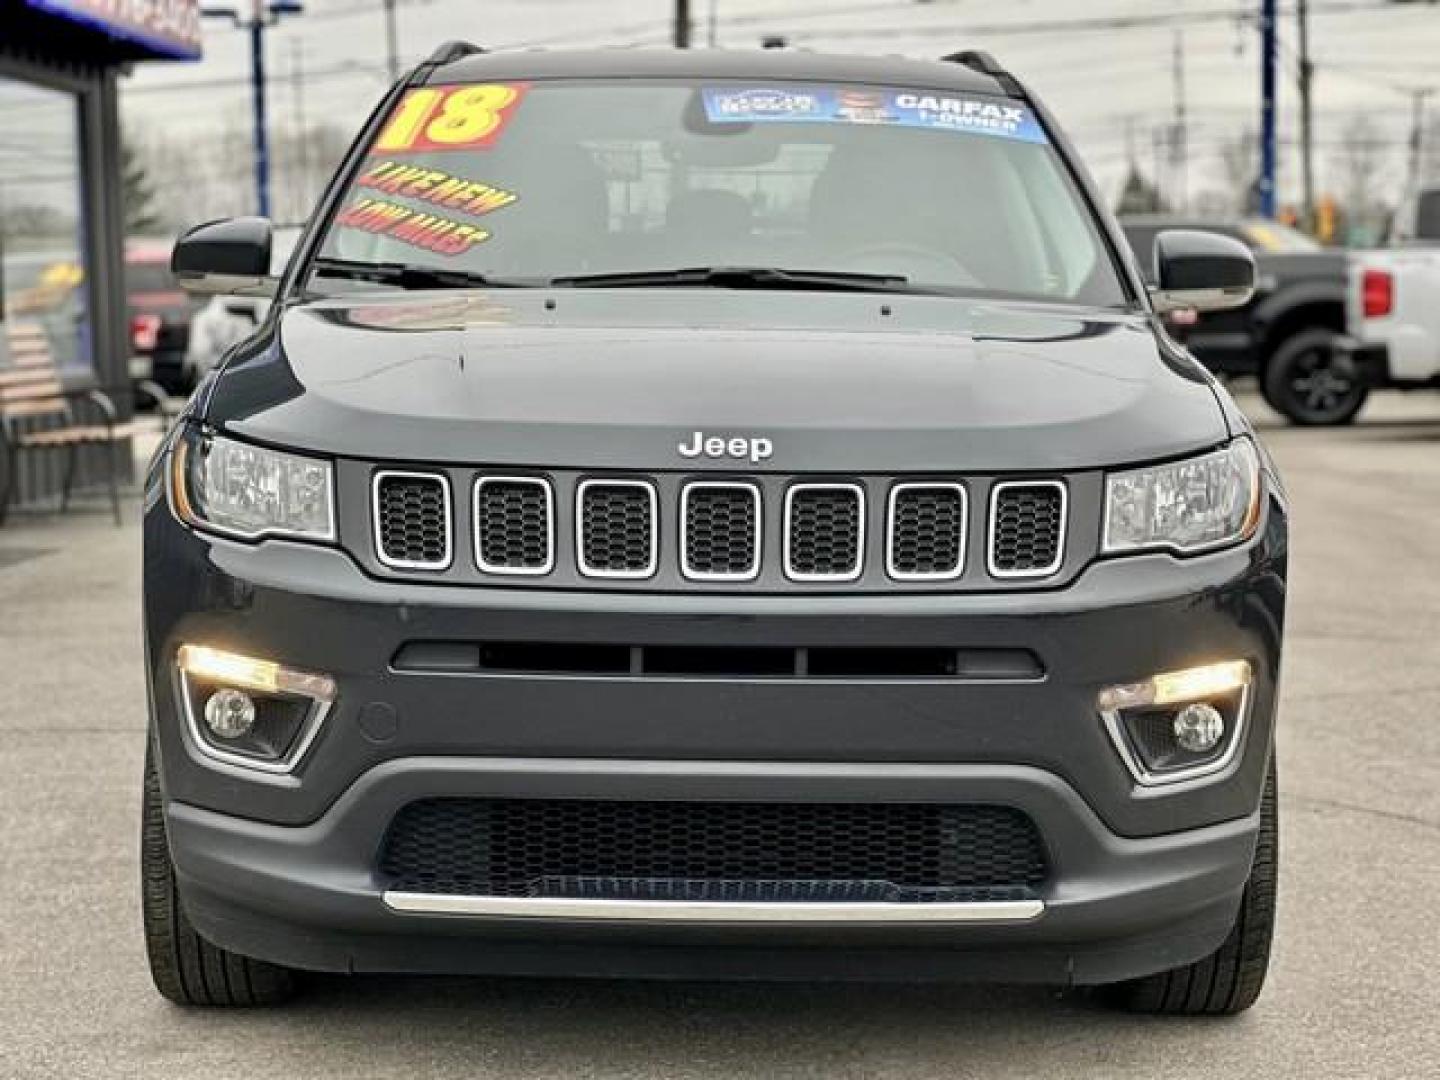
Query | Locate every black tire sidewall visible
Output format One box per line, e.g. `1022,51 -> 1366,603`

1263,327 -> 1368,426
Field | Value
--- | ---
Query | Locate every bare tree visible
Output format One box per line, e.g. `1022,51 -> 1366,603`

1332,114 -> 1390,218
128,118 -> 355,233
1217,124 -> 1259,215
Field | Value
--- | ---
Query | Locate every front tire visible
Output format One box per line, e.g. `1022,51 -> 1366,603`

141,746 -> 298,1006
1261,328 -> 1368,425
1100,763 -> 1279,1016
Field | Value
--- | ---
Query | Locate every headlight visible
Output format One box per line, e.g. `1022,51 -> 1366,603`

171,429 -> 335,542
1103,438 -> 1262,555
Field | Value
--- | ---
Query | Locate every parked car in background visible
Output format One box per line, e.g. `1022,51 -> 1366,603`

1347,246 -> 1440,396
1385,182 -> 1440,246
1121,215 -> 1361,425
127,240 -> 198,398
183,225 -> 304,385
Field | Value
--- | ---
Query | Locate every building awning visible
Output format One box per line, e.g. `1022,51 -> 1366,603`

19,0 -> 203,61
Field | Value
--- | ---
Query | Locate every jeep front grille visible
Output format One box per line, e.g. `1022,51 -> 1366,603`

887,482 -> 967,580
784,483 -> 864,581
372,471 -> 451,569
474,477 -> 553,575
681,482 -> 761,581
577,479 -> 658,579
362,470 -> 1074,588
379,798 -> 1049,902
988,481 -> 1067,578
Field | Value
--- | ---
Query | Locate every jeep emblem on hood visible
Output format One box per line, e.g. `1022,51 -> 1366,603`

678,430 -> 775,464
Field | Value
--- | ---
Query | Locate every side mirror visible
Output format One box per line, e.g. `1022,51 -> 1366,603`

1150,229 -> 1255,314
172,217 -> 276,297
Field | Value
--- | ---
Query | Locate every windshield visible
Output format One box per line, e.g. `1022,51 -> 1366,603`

314,78 -> 1128,306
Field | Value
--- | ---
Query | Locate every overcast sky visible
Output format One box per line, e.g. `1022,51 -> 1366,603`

118,0 -> 1440,208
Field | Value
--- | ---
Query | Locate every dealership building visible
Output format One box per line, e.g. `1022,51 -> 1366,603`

1,0 -> 201,510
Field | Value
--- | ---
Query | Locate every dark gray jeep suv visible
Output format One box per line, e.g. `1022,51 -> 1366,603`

142,44 -> 1285,1015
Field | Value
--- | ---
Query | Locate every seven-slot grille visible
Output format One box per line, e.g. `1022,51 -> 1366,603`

379,797 -> 1049,902
887,483 -> 967,580
988,481 -> 1067,578
682,482 -> 761,580
577,480 -> 658,578
474,477 -> 553,575
785,484 -> 864,581
372,471 -> 451,569
369,474 -> 1069,584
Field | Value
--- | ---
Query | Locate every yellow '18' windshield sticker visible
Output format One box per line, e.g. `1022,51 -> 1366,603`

373,83 -> 526,153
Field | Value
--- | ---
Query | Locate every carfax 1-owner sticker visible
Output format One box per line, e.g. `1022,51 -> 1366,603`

701,85 -> 1048,144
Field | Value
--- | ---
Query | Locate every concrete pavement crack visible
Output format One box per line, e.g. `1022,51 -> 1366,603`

1284,791 -> 1440,835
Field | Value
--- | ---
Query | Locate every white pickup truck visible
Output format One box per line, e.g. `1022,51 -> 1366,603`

1346,187 -> 1440,393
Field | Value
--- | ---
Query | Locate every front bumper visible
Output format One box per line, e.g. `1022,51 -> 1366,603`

144,488 -> 1286,983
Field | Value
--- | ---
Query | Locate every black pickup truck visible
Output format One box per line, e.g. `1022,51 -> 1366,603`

1122,215 -> 1358,425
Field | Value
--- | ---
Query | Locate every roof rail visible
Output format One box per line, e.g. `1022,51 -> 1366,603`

426,40 -> 485,66
941,50 -> 1023,96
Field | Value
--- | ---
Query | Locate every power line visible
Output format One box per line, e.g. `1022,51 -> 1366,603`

741,1 -> 1419,44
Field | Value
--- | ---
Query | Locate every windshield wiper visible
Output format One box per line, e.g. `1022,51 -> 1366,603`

311,257 -> 524,290
549,266 -> 913,293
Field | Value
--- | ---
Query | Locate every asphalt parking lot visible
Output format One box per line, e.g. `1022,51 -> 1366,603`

1,393 -> 1438,1080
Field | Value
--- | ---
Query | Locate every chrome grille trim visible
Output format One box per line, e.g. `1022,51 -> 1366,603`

473,475 -> 555,576
680,481 -> 763,582
986,480 -> 1067,580
783,482 -> 866,583
886,481 -> 968,582
371,469 -> 453,571
576,478 -> 659,580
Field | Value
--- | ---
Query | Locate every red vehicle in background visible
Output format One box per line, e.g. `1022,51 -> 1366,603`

126,241 -> 198,399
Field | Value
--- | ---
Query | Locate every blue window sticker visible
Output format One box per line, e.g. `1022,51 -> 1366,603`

701,86 -> 1048,145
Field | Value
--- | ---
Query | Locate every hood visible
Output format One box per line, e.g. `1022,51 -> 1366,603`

209,290 -> 1229,472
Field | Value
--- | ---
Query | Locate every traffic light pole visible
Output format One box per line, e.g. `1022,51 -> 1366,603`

202,2 -> 303,219
1259,0 -> 1278,219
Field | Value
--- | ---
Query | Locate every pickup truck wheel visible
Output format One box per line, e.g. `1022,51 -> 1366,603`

1099,763 -> 1278,1016
1262,328 -> 1368,425
141,746 -> 298,1006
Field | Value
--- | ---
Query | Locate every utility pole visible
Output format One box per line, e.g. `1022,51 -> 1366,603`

707,0 -> 719,47
675,0 -> 691,48
250,12 -> 270,218
201,2 -> 304,219
1297,0 -> 1316,229
383,0 -> 400,83
1172,30 -> 1188,214
1152,126 -> 1166,210
1408,87 -> 1436,195
291,38 -> 309,219
1259,0 -> 1278,218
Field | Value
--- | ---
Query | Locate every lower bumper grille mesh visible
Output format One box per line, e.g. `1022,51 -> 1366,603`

380,798 -> 1049,902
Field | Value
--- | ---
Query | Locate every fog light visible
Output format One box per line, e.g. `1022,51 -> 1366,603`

177,644 -> 336,774
204,688 -> 256,739
1098,660 -> 1251,712
1173,702 -> 1225,753
1099,660 -> 1252,788
177,644 -> 337,701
